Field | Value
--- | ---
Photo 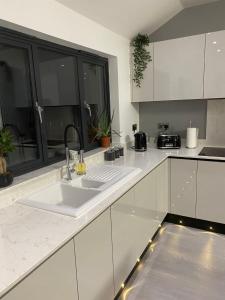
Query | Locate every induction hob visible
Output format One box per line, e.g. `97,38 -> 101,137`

199,147 -> 225,157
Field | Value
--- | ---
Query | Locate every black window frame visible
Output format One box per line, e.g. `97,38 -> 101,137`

0,26 -> 111,176
77,54 -> 111,151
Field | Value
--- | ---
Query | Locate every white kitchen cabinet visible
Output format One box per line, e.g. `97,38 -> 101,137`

154,34 -> 205,101
204,30 -> 225,99
132,44 -> 154,102
3,240 -> 78,300
170,158 -> 197,218
155,160 -> 169,222
134,168 -> 160,236
74,209 -> 114,300
197,161 -> 225,223
111,171 -> 158,294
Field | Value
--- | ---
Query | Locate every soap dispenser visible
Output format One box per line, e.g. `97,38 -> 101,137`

75,149 -> 86,175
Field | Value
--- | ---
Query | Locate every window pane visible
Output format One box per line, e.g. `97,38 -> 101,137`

0,43 -> 40,169
82,62 -> 108,145
37,48 -> 79,106
36,47 -> 82,160
44,106 -> 81,159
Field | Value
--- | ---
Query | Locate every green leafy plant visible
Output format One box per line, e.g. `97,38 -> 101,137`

0,129 -> 15,174
95,110 -> 114,139
131,33 -> 151,88
94,109 -> 121,140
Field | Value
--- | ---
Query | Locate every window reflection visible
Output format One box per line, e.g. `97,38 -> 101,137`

0,44 -> 39,168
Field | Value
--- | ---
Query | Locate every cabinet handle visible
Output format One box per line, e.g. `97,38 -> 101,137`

35,102 -> 43,124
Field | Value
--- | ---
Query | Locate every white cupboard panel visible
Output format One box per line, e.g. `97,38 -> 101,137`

204,30 -> 225,99
134,169 -> 160,237
111,189 -> 140,294
3,241 -> 78,300
74,209 -> 114,300
111,171 -> 158,294
132,44 -> 154,102
170,158 -> 197,218
197,161 -> 225,223
156,160 -> 169,222
154,34 -> 205,101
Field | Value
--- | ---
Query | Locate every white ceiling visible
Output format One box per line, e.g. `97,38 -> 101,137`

56,0 -> 220,39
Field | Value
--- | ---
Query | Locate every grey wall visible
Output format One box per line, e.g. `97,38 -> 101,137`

149,0 -> 225,42
206,99 -> 225,146
140,0 -> 225,139
140,100 -> 207,138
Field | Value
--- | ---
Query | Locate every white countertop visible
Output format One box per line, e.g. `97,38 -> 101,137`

0,142 -> 225,297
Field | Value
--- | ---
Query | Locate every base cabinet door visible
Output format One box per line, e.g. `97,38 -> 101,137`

134,169 -> 159,238
74,209 -> 114,300
111,171 -> 157,294
197,161 -> 225,223
170,158 -> 197,218
156,160 -> 169,222
3,241 -> 78,300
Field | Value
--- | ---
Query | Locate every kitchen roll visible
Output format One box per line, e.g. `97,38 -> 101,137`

186,128 -> 198,148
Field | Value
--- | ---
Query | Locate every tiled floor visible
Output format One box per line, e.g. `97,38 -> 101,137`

119,223 -> 225,300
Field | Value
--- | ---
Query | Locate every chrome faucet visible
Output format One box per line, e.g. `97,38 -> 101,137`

64,124 -> 84,181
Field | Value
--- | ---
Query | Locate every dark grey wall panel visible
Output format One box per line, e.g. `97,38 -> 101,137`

149,0 -> 225,42
139,100 -> 207,138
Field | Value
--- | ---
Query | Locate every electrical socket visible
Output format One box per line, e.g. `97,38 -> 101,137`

132,123 -> 137,132
158,123 -> 169,131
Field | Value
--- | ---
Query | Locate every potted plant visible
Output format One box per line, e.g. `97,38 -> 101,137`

0,128 -> 15,187
94,110 -> 120,148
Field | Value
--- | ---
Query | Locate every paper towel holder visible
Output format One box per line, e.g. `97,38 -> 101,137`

186,121 -> 199,149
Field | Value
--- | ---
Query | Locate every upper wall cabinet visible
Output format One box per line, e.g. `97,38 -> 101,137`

204,30 -> 225,99
154,34 -> 205,101
131,44 -> 154,102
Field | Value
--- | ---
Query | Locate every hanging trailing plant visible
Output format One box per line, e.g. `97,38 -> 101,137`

131,33 -> 151,88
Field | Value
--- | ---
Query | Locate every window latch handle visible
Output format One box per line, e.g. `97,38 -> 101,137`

35,102 -> 43,124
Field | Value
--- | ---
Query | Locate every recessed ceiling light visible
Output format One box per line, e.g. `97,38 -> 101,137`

212,41 -> 217,44
217,49 -> 222,53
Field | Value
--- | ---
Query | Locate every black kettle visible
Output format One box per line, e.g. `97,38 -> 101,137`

134,131 -> 147,152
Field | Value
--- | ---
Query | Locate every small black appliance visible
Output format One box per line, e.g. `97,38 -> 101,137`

134,131 -> 147,152
157,134 -> 181,149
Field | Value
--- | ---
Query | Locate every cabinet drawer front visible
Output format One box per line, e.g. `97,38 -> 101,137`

170,159 -> 197,218
197,161 -> 225,223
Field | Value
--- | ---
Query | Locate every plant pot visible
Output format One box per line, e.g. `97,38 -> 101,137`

0,172 -> 13,188
101,136 -> 111,148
